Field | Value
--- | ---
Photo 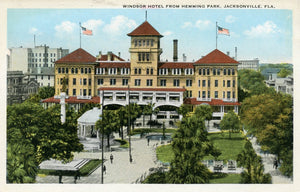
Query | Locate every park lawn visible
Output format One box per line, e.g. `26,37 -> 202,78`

156,132 -> 247,163
209,173 -> 241,184
204,132 -> 247,161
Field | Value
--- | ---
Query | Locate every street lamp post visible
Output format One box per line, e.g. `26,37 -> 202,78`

128,86 -> 133,163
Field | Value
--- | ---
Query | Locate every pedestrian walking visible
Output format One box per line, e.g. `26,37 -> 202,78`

273,158 -> 278,169
147,138 -> 150,146
103,165 -> 106,174
110,154 -> 114,164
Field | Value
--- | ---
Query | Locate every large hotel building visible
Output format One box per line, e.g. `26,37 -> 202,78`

43,20 -> 240,123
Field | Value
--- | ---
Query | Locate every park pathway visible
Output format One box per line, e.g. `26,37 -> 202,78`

36,137 -> 159,184
248,137 -> 293,184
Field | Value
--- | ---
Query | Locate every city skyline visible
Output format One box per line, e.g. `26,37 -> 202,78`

7,9 -> 292,63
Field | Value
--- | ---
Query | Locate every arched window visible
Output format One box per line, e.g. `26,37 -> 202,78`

199,68 -> 202,75
223,68 -> 227,75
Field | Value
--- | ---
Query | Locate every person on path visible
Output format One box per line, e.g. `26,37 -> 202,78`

110,154 -> 114,164
273,159 -> 278,169
147,138 -> 150,146
103,165 -> 106,174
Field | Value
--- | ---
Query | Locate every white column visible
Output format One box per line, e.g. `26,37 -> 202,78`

60,92 -> 66,124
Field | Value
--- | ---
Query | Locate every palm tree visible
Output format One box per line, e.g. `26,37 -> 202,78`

144,103 -> 159,128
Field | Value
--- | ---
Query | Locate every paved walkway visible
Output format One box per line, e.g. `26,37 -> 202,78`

36,137 -> 159,184
248,137 -> 293,184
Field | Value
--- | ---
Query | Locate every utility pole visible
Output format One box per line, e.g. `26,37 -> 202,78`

101,90 -> 104,184
128,86 -> 133,163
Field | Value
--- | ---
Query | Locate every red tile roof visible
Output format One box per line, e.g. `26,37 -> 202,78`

97,53 -> 125,61
195,49 -> 239,64
184,98 -> 240,106
127,21 -> 163,37
158,62 -> 194,69
98,87 -> 186,92
96,62 -> 130,68
42,96 -> 100,104
55,48 -> 97,64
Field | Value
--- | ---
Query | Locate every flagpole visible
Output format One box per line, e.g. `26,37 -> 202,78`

79,22 -> 81,48
216,22 -> 218,49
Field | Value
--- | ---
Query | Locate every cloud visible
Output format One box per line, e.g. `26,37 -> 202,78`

162,31 -> 173,36
55,21 -> 76,37
181,22 -> 193,29
29,27 -> 38,34
103,15 -> 137,35
195,20 -> 212,30
82,19 -> 104,32
225,15 -> 236,23
244,21 -> 280,38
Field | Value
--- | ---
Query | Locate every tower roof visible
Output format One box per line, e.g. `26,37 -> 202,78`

195,49 -> 239,64
127,21 -> 163,37
55,48 -> 96,64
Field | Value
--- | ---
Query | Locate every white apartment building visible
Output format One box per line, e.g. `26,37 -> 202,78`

238,58 -> 259,71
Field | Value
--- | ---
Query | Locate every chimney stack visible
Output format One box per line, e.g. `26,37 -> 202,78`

173,39 -> 178,62
227,51 -> 230,56
107,51 -> 112,61
183,54 -> 187,62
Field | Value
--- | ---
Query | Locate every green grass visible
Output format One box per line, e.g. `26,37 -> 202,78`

114,139 -> 129,148
204,132 -> 247,161
156,144 -> 174,163
156,132 -> 247,163
209,173 -> 241,184
38,159 -> 102,176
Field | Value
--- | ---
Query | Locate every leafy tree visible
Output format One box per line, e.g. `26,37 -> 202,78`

277,68 -> 292,78
167,115 -> 212,183
220,110 -> 240,139
237,141 -> 271,183
96,110 -> 120,148
7,143 -> 38,183
177,104 -> 193,118
194,104 -> 213,128
143,103 -> 159,128
38,86 -> 55,99
117,106 -> 127,139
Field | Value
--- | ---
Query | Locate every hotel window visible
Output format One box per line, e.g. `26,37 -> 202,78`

81,68 -> 84,74
172,68 -> 181,75
72,89 -> 76,96
89,78 -> 92,86
215,91 -> 218,98
198,91 -> 201,98
208,80 -> 210,87
150,68 -> 153,74
143,40 -> 145,46
186,79 -> 192,87
227,80 -> 231,87
138,40 -> 141,46
108,68 -> 117,75
223,68 -> 227,75
41,75 -> 43,80
85,68 -> 88,74
135,79 -> 141,86
122,79 -> 128,86
48,75 -> 50,80
202,91 -> 206,98
202,80 -> 206,87
83,78 -> 87,85
147,68 -> 150,75
134,40 -> 137,47
203,68 -> 206,75
160,79 -> 166,87
97,79 -> 103,85
134,68 -> 138,74
187,91 -> 192,98
89,68 -> 91,74
227,91 -> 231,99
223,80 -> 225,87
233,91 -> 235,99
217,69 -> 221,75
213,68 -> 216,75
83,89 -> 87,96
159,68 -> 168,75
121,68 -> 129,75
233,80 -> 236,87
228,68 -> 231,75
147,40 -> 150,46
73,78 -> 76,85
66,68 -> 69,74
139,68 -> 141,74
173,79 -> 180,87
62,68 -> 65,73
199,68 -> 202,75
198,80 -> 201,87
215,80 -> 218,87
147,79 -> 153,86
80,78 -> 82,85
71,68 -> 74,74
89,89 -> 92,96
185,68 -> 193,75
232,69 -> 235,75
110,79 -> 116,85
208,91 -> 210,98
151,40 -> 154,46
223,91 -> 225,98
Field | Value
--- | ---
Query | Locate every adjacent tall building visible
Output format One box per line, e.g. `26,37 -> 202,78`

43,20 -> 240,122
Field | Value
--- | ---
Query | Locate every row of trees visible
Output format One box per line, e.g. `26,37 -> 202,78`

239,69 -> 293,177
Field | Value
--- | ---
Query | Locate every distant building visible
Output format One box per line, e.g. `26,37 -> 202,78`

7,71 -> 39,105
261,68 -> 281,80
7,45 -> 69,87
265,76 -> 293,95
238,58 -> 259,71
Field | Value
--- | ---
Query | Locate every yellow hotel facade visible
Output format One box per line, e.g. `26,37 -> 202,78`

43,20 -> 240,122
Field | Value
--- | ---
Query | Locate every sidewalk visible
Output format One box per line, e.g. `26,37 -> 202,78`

248,137 -> 293,184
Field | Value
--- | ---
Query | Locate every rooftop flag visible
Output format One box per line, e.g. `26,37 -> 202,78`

218,26 -> 230,36
81,26 -> 93,35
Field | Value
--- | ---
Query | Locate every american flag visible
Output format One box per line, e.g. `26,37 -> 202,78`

81,26 -> 93,35
218,26 -> 230,36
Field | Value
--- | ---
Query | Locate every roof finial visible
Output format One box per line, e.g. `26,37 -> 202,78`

145,10 -> 147,21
